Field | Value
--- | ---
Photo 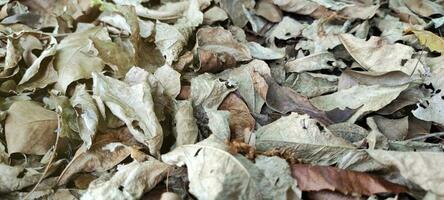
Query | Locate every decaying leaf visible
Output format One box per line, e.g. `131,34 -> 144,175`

82,158 -> 172,200
57,128 -> 138,185
155,0 -> 203,64
92,72 -> 163,156
162,136 -> 298,200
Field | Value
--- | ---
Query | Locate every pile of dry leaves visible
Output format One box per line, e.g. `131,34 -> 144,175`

1,0 -> 444,199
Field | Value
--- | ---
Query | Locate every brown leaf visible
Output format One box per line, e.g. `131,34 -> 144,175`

57,128 -> 141,185
263,75 -> 332,125
218,93 -> 255,141
197,48 -> 237,73
5,101 -> 57,155
291,164 -> 407,196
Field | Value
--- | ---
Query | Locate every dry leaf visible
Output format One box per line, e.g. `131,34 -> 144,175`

5,100 -> 57,155
291,164 -> 407,195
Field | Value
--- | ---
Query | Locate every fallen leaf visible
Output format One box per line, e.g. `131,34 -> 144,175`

155,0 -> 203,64
82,158 -> 172,200
196,27 -> 252,62
368,150 -> 444,196
264,75 -> 332,125
218,93 -> 255,141
310,84 -> 408,123
53,27 -> 108,93
92,72 -> 163,156
173,100 -> 198,146
57,128 -> 138,185
340,34 -> 424,75
161,136 -> 294,200
5,100 -> 57,155
0,164 -> 42,193
291,164 -> 406,195
412,30 -> 444,55
70,84 -> 99,149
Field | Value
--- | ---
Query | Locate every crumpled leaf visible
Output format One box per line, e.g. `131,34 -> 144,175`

256,113 -> 372,169
247,42 -> 285,60
5,100 -> 57,155
255,0 -> 282,23
285,52 -> 340,73
218,59 -> 269,113
268,16 -> 304,41
53,27 -> 108,92
340,34 -> 424,75
291,164 -> 406,195
196,27 -> 252,62
0,164 -> 41,193
70,84 -> 99,149
255,156 -> 302,199
162,136 -> 295,200
284,72 -> 338,98
206,109 -> 231,141
218,93 -> 255,141
299,20 -> 344,53
203,6 -> 228,24
190,73 -> 236,110
412,68 -> 444,126
57,128 -> 138,185
18,36 -> 57,90
368,150 -> 444,196
173,100 -> 198,146
155,0 -> 203,64
372,116 -> 408,141
217,0 -> 250,27
92,72 -> 163,156
153,64 -> 181,98
310,84 -> 409,123
81,158 -> 172,200
264,75 -> 332,125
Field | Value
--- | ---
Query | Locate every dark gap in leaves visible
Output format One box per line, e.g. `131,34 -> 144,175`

16,169 -> 27,178
118,185 -> 124,191
274,178 -> 280,185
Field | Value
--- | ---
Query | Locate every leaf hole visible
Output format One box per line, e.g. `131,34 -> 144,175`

285,32 -> 291,36
194,148 -> 203,157
274,178 -> 280,185
436,89 -> 441,94
400,59 -> 408,66
118,185 -> 124,191
131,120 -> 143,133
315,122 -> 325,132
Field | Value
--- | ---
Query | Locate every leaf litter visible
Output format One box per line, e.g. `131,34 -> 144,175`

1,0 -> 444,199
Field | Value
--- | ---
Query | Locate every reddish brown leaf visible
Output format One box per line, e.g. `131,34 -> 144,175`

218,93 -> 255,140
291,164 -> 407,196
